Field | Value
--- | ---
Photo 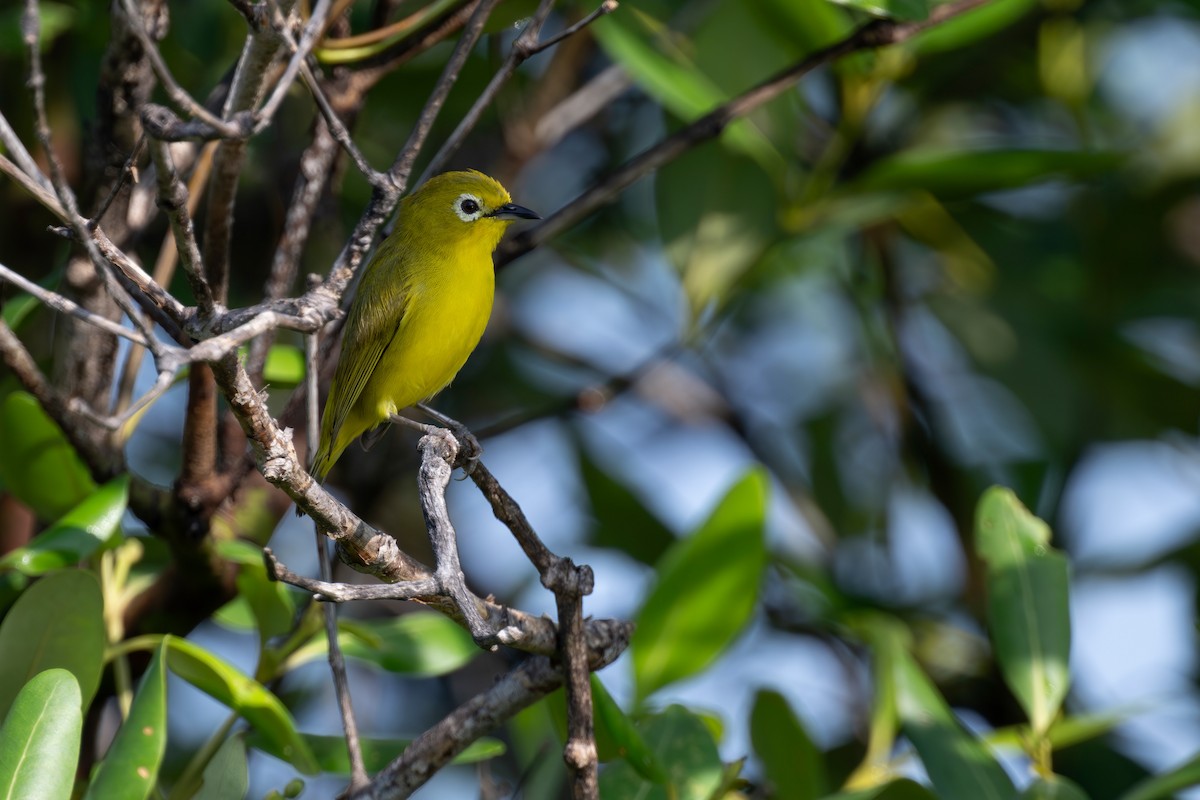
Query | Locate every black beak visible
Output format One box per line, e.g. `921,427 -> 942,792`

490,202 -> 541,221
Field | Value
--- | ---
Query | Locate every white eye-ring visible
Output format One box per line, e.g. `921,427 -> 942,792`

453,193 -> 485,222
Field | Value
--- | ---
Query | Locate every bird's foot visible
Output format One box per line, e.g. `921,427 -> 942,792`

415,404 -> 482,476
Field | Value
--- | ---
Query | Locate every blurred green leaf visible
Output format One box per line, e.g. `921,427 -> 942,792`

658,147 -> 778,314
1,476 -> 128,575
262,344 -> 305,388
0,669 -> 81,800
989,711 -> 1127,752
893,646 -> 1017,799
821,779 -> 938,800
212,596 -> 257,632
910,0 -> 1035,55
751,688 -> 825,800
632,468 -> 768,701
579,446 -> 675,566
592,8 -> 782,171
285,614 -> 479,677
0,392 -> 96,521
592,675 -> 665,783
1119,753 -> 1200,800
234,561 -> 295,642
84,641 -> 167,800
975,487 -> 1070,737
246,731 -> 503,774
164,635 -> 318,775
0,570 -> 105,720
827,0 -> 930,22
1022,776 -> 1090,800
854,149 -> 1124,198
598,705 -> 726,800
191,733 -> 248,800
745,0 -> 852,56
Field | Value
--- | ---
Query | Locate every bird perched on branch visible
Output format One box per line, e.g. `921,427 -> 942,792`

309,170 -> 539,483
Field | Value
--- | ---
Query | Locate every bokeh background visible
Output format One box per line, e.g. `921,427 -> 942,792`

4,0 -> 1200,797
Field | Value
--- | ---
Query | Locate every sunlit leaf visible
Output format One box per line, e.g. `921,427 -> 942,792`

164,636 -> 318,775
0,392 -> 96,520
0,570 -> 105,720
262,344 -> 305,388
751,689 -> 825,800
84,641 -> 167,800
632,469 -> 768,701
1,476 -> 128,575
0,669 -> 80,800
975,487 -> 1070,736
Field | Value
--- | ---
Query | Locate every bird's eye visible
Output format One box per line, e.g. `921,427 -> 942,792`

459,198 -> 479,215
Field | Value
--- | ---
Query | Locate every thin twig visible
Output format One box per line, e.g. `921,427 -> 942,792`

0,108 -> 51,192
386,0 -> 502,189
523,0 -> 617,58
0,262 -> 148,346
117,0 -> 242,137
417,0 -> 560,184
87,134 -> 147,230
306,332 -> 369,791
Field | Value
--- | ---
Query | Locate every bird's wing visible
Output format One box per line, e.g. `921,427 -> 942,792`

321,252 -> 411,444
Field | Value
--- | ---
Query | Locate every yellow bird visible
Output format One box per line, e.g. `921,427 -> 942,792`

309,170 -> 539,482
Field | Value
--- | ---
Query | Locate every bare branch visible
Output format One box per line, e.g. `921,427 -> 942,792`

148,139 -> 216,316
117,0 -> 243,137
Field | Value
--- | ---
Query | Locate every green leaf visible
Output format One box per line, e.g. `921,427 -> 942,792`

192,733 -> 248,800
751,689 -> 825,800
988,711 -> 1127,751
0,669 -> 81,800
910,0 -> 1036,55
0,392 -> 96,520
657,147 -> 778,314
854,149 -> 1124,198
598,705 -> 726,800
1022,776 -> 1090,800
84,641 -> 167,800
262,345 -> 306,388
285,613 -> 479,677
163,636 -> 318,775
892,647 -> 1017,800
745,0 -> 852,57
0,570 -> 105,720
592,9 -> 782,171
827,0 -> 930,22
820,779 -> 938,800
1119,753 -> 1200,800
578,447 -> 675,566
632,468 -> 768,701
1,476 -> 128,575
234,562 -> 295,642
975,487 -> 1070,736
592,675 -> 665,783
245,731 -> 504,774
